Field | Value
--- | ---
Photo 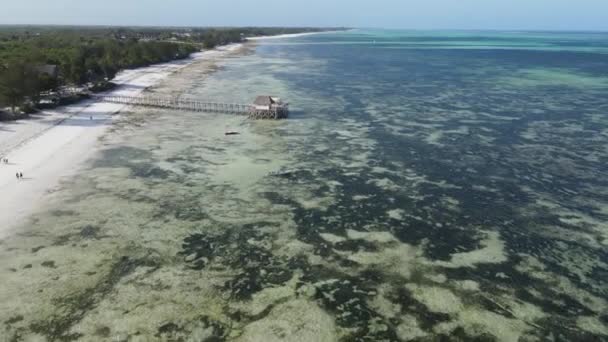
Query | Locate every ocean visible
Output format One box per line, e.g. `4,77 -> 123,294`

1,30 -> 608,341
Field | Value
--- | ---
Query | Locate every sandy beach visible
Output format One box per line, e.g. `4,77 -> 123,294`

246,30 -> 348,41
0,44 -> 242,239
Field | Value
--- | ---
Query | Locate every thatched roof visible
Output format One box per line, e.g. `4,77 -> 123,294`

253,96 -> 276,106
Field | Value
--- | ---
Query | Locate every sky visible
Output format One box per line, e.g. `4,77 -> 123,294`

1,0 -> 608,31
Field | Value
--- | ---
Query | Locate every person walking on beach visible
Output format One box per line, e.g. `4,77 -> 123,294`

16,172 -> 19,180
19,172 -> 23,179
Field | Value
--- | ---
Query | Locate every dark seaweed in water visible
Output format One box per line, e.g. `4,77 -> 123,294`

258,132 -> 607,337
93,146 -> 172,180
28,255 -> 159,341
52,225 -> 105,247
310,276 -> 399,341
262,165 -> 487,262
93,146 -> 154,168
130,163 -> 173,179
179,222 -> 295,300
153,195 -> 209,222
154,315 -> 227,341
80,225 -> 101,239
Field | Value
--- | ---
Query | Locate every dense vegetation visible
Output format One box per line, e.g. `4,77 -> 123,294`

0,26 -> 341,116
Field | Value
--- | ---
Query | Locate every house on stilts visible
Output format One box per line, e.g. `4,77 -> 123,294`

250,96 -> 289,119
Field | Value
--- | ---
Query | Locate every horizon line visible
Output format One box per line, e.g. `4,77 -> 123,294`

1,24 -> 607,33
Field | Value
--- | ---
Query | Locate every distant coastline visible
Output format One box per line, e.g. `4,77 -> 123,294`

247,29 -> 353,41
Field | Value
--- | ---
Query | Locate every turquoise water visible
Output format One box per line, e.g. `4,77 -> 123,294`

1,30 -> 608,341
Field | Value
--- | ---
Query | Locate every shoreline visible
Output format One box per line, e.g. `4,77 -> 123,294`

246,29 -> 349,41
0,43 -> 243,239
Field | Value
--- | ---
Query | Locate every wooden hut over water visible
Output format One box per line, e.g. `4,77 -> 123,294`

250,96 -> 289,119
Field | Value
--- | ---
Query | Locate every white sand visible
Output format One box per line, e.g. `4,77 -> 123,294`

246,30 -> 348,41
0,44 -> 242,239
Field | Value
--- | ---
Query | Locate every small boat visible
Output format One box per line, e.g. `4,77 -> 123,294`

225,131 -> 239,136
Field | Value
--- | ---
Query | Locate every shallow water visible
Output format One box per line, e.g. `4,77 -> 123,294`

1,30 -> 608,341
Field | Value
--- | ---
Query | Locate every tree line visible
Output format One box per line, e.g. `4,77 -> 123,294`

0,35 -> 196,113
0,26 -> 344,116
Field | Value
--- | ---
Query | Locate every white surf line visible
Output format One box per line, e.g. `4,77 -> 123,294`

246,30 -> 349,41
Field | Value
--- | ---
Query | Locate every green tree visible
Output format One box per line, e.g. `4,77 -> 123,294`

99,56 -> 117,80
38,72 -> 58,92
0,60 -> 29,112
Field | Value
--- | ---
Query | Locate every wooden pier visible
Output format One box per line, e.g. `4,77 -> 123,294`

93,94 -> 289,119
